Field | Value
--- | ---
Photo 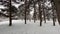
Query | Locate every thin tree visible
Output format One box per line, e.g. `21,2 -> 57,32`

38,0 -> 42,26
43,9 -> 46,23
33,0 -> 36,23
25,0 -> 27,24
27,0 -> 31,21
53,0 -> 60,25
9,0 -> 12,26
52,1 -> 56,26
52,8 -> 55,26
43,0 -> 46,23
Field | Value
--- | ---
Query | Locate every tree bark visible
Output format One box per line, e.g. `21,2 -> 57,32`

38,0 -> 42,26
33,0 -> 36,23
9,0 -> 12,26
51,2 -> 56,26
25,0 -> 27,24
53,0 -> 60,25
43,4 -> 46,23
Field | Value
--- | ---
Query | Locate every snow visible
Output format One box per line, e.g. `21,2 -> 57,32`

0,1 -> 60,34
0,5 -> 7,9
0,20 -> 60,34
44,0 -> 52,8
12,2 -> 24,8
30,7 -> 34,17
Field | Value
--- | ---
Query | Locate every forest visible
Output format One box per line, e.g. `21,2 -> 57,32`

0,0 -> 60,26
0,0 -> 60,34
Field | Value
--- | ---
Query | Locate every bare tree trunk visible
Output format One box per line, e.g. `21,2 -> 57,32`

43,9 -> 46,23
9,0 -> 12,26
52,8 -> 55,26
25,0 -> 27,24
53,11 -> 55,26
43,6 -> 46,23
33,0 -> 36,23
38,0 -> 42,26
53,0 -> 60,25
52,2 -> 56,26
43,0 -> 46,23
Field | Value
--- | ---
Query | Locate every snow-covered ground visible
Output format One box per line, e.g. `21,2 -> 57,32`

0,20 -> 60,34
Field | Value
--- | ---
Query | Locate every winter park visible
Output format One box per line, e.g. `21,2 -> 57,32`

0,0 -> 60,34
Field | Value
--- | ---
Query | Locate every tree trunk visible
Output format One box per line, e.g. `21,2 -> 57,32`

33,1 -> 36,23
38,0 -> 42,26
52,2 -> 56,26
9,0 -> 12,26
43,7 -> 46,23
25,0 -> 27,24
53,0 -> 60,25
52,8 -> 55,26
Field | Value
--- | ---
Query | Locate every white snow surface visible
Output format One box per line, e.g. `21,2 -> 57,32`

0,20 -> 60,34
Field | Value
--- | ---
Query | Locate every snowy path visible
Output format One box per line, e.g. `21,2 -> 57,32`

0,20 -> 60,34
